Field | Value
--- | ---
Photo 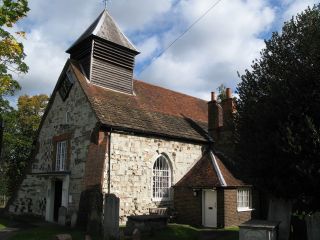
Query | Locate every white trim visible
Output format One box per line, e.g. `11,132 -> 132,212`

210,151 -> 227,187
151,153 -> 172,202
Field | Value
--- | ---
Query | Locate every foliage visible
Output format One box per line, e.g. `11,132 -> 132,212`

1,94 -> 48,195
236,5 -> 320,211
217,84 -> 227,102
0,0 -> 29,97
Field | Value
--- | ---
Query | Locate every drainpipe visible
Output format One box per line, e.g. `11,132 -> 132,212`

107,129 -> 112,194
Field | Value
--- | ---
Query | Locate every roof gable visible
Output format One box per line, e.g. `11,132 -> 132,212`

174,150 -> 246,188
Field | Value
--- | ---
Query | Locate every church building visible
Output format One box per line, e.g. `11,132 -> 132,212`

9,10 -> 257,228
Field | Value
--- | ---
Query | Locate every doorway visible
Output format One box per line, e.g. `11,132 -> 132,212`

53,179 -> 63,222
203,190 -> 217,227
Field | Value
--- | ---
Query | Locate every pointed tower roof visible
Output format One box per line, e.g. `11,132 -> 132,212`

67,10 -> 138,53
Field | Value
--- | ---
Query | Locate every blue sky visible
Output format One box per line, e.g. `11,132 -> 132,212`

11,0 -> 320,102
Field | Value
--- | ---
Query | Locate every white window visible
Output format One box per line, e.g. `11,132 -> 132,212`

152,155 -> 171,201
237,188 -> 251,211
65,111 -> 71,124
56,141 -> 67,171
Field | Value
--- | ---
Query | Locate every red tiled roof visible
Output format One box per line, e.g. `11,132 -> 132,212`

174,151 -> 245,188
70,61 -> 209,142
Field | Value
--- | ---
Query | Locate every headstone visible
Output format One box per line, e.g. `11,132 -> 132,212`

104,194 -> 120,240
305,212 -> 320,240
132,228 -> 141,240
71,212 -> 77,228
58,206 -> 67,226
239,220 -> 280,240
85,235 -> 92,240
55,234 -> 72,240
268,198 -> 292,240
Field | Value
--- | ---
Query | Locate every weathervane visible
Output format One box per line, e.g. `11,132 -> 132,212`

103,0 -> 109,9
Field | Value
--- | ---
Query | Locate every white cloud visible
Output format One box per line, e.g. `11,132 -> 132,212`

139,0 -> 275,100
282,0 -> 319,20
12,0 -> 318,102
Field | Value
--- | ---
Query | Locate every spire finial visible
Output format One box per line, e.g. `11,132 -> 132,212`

103,0 -> 109,9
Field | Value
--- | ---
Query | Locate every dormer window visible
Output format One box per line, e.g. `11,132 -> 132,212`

59,69 -> 75,101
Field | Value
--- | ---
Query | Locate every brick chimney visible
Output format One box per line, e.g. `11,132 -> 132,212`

208,87 -> 236,157
220,88 -> 236,130
208,91 -> 223,141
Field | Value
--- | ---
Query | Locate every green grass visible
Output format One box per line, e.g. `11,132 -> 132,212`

0,217 -> 10,230
1,218 -> 239,240
136,224 -> 239,240
8,226 -> 87,240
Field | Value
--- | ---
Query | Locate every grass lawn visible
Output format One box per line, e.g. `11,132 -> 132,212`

8,226 -> 88,240
0,217 -> 10,230
130,224 -> 239,240
1,217 -> 239,240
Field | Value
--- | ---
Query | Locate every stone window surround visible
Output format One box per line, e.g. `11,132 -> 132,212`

52,133 -> 72,172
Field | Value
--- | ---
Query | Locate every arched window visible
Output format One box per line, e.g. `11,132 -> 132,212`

152,154 -> 171,200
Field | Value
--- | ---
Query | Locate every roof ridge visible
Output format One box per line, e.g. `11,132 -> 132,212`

133,79 -> 208,103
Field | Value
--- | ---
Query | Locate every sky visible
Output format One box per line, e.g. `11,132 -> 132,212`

11,0 -> 320,102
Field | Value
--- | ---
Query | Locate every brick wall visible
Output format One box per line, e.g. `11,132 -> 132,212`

174,187 -> 202,226
224,189 -> 252,227
83,131 -> 108,190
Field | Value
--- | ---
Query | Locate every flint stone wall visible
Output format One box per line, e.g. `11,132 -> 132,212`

9,69 -> 97,216
103,132 -> 205,223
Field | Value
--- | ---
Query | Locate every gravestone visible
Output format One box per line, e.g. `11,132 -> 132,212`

104,194 -> 120,240
268,198 -> 292,240
71,211 -> 77,228
132,228 -> 141,240
239,220 -> 280,240
58,206 -> 67,226
55,234 -> 72,240
305,212 -> 320,240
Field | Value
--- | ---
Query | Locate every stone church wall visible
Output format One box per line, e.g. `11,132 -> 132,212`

9,68 -> 97,217
103,132 -> 205,223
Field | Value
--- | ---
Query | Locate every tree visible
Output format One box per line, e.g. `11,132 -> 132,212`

0,0 -> 29,163
1,94 -> 48,195
0,0 -> 29,97
236,5 -> 320,212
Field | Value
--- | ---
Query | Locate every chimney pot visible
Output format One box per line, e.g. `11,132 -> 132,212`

226,88 -> 232,99
211,92 -> 216,101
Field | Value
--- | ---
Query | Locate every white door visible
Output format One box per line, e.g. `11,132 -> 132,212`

203,190 -> 217,227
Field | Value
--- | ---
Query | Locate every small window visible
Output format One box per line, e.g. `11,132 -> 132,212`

58,69 -> 75,101
56,141 -> 67,171
237,188 -> 251,211
65,111 -> 71,124
152,154 -> 172,201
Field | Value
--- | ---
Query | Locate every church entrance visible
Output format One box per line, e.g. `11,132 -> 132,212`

53,179 -> 63,222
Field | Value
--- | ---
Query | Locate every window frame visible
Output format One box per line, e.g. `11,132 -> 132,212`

52,133 -> 71,172
237,188 -> 252,211
152,154 -> 172,202
55,140 -> 67,171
